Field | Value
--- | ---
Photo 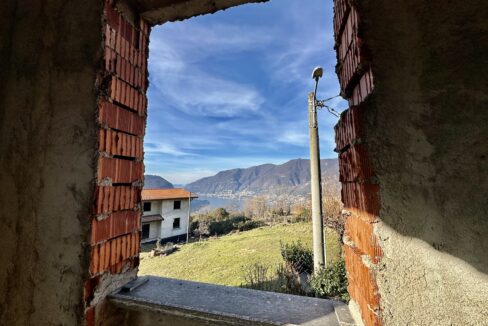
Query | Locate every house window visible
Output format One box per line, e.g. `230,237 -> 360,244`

142,224 -> 150,239
143,202 -> 151,212
173,218 -> 181,229
173,200 -> 181,210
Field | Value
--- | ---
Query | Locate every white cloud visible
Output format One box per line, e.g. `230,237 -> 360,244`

145,142 -> 199,157
279,130 -> 309,146
149,26 -> 265,117
144,0 -> 345,178
157,169 -> 218,185
153,21 -> 274,57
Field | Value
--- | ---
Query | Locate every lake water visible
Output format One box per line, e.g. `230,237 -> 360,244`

192,196 -> 247,212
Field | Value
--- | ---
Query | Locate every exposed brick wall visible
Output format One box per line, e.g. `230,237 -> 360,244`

84,2 -> 150,325
333,0 -> 382,325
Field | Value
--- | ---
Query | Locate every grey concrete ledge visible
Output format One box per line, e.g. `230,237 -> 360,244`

109,276 -> 351,325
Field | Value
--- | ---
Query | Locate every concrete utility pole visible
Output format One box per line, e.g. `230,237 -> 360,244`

308,91 -> 326,272
186,192 -> 192,244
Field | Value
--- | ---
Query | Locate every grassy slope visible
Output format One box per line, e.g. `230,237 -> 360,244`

139,223 -> 341,286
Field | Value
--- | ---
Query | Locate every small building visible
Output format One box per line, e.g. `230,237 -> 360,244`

141,188 -> 198,243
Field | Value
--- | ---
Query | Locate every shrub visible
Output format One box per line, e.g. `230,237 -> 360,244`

190,220 -> 199,233
242,263 -> 274,291
275,263 -> 305,295
295,207 -> 311,221
241,263 -> 304,295
322,195 -> 345,243
191,208 -> 276,237
207,219 -> 231,235
288,215 -> 308,224
309,259 -> 349,302
209,207 -> 230,221
196,218 -> 211,237
280,241 -> 313,274
236,219 -> 265,231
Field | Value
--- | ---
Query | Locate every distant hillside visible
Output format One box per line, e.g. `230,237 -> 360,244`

186,158 -> 339,196
144,175 -> 174,189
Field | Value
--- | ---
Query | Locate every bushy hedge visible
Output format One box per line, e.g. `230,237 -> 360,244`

309,259 -> 349,302
241,241 -> 349,301
241,263 -> 304,295
280,241 -> 313,274
207,215 -> 247,235
236,219 -> 266,231
191,209 -> 264,237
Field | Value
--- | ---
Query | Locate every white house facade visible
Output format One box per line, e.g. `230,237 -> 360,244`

141,188 -> 197,243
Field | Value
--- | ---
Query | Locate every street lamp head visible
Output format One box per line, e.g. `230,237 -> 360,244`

312,66 -> 323,81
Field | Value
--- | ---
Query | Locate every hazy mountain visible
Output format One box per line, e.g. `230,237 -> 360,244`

144,175 -> 174,189
186,158 -> 339,195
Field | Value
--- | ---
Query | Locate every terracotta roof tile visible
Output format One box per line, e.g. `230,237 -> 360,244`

141,188 -> 198,201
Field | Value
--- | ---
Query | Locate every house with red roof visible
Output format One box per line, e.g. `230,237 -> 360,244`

141,188 -> 198,243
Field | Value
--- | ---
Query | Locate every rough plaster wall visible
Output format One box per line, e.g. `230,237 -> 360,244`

136,0 -> 268,25
358,0 -> 488,324
0,1 -> 103,324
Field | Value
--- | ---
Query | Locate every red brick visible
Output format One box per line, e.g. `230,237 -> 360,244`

85,306 -> 95,326
128,233 -> 135,256
345,215 -> 382,263
98,101 -> 145,136
84,276 -> 99,302
108,186 -> 114,212
99,129 -> 105,153
343,245 -> 381,326
335,104 -> 364,151
96,187 -> 103,214
105,2 -> 119,30
121,235 -> 127,260
341,182 -> 380,217
348,68 -> 374,106
102,186 -> 109,213
90,245 -> 99,275
104,242 -> 111,270
109,27 -> 116,49
97,243 -> 105,274
114,186 -> 121,210
97,157 -> 143,183
104,24 -> 111,49
339,143 -> 375,182
103,128 -> 109,153
91,210 -> 140,244
134,233 -> 139,256
109,239 -> 116,266
90,233 -> 141,275
107,76 -> 145,113
333,0 -> 350,39
116,237 -> 121,264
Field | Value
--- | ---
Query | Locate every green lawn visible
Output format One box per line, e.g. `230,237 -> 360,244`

139,222 -> 341,286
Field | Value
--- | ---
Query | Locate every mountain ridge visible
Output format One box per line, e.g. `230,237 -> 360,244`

186,158 -> 339,196
144,175 -> 174,189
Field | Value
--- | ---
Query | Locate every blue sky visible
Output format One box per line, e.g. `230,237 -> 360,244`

144,0 -> 347,184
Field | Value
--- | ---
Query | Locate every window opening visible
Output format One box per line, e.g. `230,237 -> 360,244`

173,218 -> 181,229
142,224 -> 150,239
140,0 -> 347,299
143,202 -> 152,212
173,200 -> 181,210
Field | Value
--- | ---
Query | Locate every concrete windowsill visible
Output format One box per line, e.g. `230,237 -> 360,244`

109,276 -> 355,325
141,238 -> 158,244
